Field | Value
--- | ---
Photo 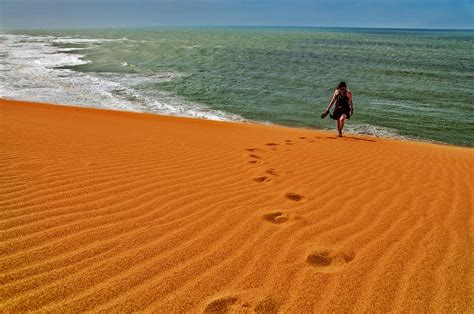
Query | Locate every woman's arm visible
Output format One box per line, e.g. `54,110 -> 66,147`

348,90 -> 354,114
325,90 -> 338,112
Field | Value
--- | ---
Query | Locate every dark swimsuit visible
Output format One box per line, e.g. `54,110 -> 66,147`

330,91 -> 351,120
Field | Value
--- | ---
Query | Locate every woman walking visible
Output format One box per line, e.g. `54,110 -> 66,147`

321,82 -> 354,137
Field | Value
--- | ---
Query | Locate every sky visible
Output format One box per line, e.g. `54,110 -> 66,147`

1,0 -> 473,29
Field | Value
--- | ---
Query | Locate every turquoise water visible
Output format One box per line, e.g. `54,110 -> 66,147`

2,27 -> 474,146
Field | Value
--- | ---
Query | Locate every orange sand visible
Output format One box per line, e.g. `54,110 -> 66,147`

1,99 -> 473,312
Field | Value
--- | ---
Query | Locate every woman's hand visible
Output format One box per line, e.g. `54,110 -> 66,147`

321,109 -> 330,119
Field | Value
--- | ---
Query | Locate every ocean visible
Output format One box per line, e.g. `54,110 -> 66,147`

1,27 -> 473,146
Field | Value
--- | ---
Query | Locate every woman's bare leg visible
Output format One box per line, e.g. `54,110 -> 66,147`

338,114 -> 346,136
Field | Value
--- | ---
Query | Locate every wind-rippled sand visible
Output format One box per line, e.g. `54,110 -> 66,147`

1,99 -> 472,312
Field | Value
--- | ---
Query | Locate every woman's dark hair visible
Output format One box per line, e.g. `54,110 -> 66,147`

337,81 -> 347,89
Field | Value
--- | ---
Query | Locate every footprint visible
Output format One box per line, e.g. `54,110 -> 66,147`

306,249 -> 355,273
249,154 -> 261,159
265,169 -> 278,176
341,252 -> 356,262
265,143 -> 278,147
299,136 -> 306,139
246,148 -> 262,152
253,176 -> 271,183
204,296 -> 238,313
262,212 -> 289,224
284,192 -> 305,202
255,297 -> 280,313
306,250 -> 332,266
248,160 -> 258,164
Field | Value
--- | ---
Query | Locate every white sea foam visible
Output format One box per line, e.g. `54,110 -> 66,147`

57,48 -> 88,52
344,123 -> 407,139
0,33 -> 242,122
51,37 -> 118,44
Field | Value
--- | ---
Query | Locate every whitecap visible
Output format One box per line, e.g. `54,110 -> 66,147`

51,37 -> 117,44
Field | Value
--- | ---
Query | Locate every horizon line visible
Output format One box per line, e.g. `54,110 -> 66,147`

1,25 -> 473,31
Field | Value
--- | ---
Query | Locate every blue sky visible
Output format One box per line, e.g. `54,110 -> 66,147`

1,0 -> 473,29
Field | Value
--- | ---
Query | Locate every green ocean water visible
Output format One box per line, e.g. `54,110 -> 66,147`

6,27 -> 474,146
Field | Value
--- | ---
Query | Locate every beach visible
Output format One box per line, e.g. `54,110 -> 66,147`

1,98 -> 473,312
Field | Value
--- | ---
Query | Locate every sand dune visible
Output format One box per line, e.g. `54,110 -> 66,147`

1,99 -> 473,312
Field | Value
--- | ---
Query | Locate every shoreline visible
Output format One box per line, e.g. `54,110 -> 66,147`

1,97 -> 467,149
1,98 -> 472,312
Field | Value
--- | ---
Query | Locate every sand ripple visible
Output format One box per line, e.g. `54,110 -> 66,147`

1,99 -> 473,312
